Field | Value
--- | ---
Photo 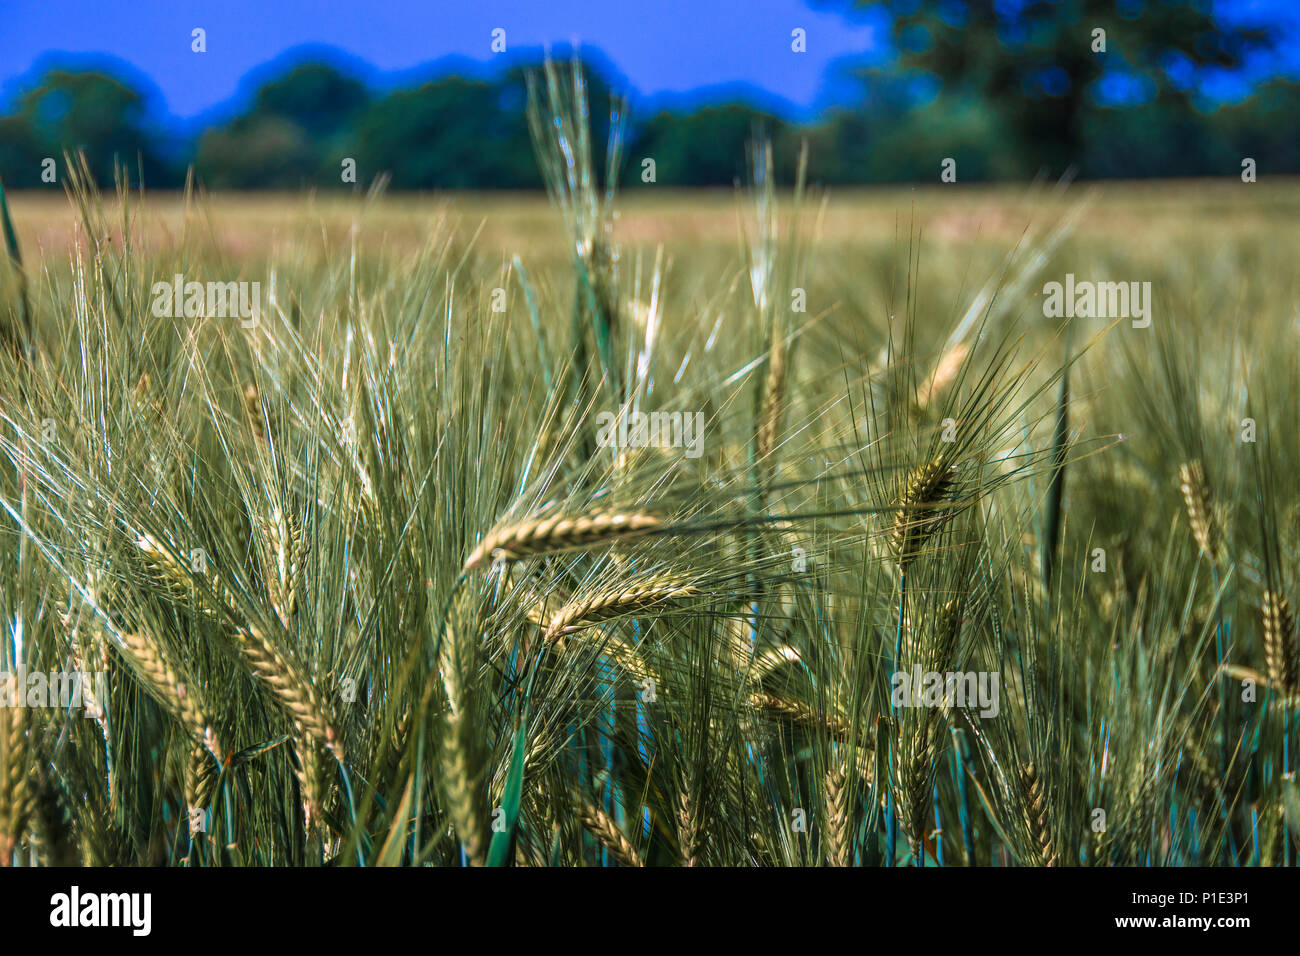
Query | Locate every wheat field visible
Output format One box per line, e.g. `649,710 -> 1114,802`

1,68 -> 1299,868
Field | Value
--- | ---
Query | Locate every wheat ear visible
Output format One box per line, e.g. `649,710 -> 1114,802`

524,586 -> 570,628
1261,590 -> 1299,698
544,572 -> 699,640
0,696 -> 32,864
574,795 -> 644,867
1178,461 -> 1221,562
824,762 -> 851,866
915,342 -> 970,410
897,599 -> 962,854
185,741 -> 219,834
441,713 -> 485,866
750,692 -> 853,741
678,786 -> 702,867
135,532 -> 239,618
260,500 -> 305,626
295,738 -> 329,834
1021,761 -> 1057,867
888,459 -> 958,572
238,624 -> 342,761
437,623 -> 485,866
116,631 -> 222,760
464,511 -> 663,570
243,382 -> 267,442
68,628 -> 109,739
757,332 -> 787,472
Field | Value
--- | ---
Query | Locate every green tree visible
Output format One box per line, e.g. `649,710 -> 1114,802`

354,74 -> 539,189
251,63 -> 370,139
8,70 -> 169,185
823,0 -> 1274,175
629,106 -> 787,186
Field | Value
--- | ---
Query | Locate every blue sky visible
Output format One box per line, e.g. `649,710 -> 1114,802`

0,0 -> 1296,122
0,0 -> 885,120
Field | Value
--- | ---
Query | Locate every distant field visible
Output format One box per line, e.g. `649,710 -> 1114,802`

8,178 -> 1298,345
8,179 -> 1300,260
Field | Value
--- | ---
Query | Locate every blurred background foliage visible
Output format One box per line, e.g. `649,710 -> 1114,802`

0,0 -> 1296,188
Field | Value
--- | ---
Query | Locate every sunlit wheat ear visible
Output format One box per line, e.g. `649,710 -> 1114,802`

543,572 -> 700,640
1261,590 -> 1299,698
464,511 -> 663,570
824,762 -> 851,867
756,333 -> 787,478
1178,460 -> 1221,562
524,583 -> 571,628
1021,762 -> 1057,867
115,631 -> 222,760
888,460 -> 958,572
134,533 -> 237,618
915,342 -> 970,410
573,794 -> 644,867
895,733 -> 940,857
258,501 -> 305,625
243,382 -> 267,442
0,693 -> 32,864
238,624 -> 342,762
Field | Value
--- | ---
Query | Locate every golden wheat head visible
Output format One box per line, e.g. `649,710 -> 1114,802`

1262,589 -> 1298,698
1178,460 -> 1221,562
543,572 -> 699,640
464,510 -> 663,570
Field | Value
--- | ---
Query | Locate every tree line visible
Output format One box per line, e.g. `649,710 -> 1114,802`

0,49 -> 1295,189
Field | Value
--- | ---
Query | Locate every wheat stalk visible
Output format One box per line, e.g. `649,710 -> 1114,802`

1178,461 -> 1221,562
464,511 -> 663,570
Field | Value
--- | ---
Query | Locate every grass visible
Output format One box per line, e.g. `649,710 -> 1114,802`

1,66 -> 1299,867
